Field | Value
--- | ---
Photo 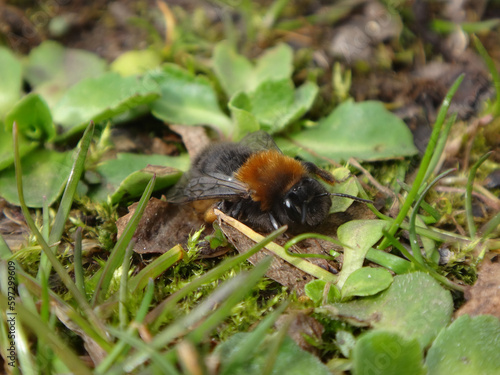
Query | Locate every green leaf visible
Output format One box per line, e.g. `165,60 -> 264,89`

228,95 -> 260,140
0,149 -> 73,207
52,72 -> 160,133
305,279 -> 341,305
229,79 -> 318,134
0,47 -> 23,118
216,334 -> 331,375
212,41 -> 254,97
150,64 -> 232,134
290,100 -> 418,162
5,93 -> 55,142
336,330 -> 356,358
426,314 -> 500,374
24,41 -> 107,108
250,79 -> 295,124
213,42 -> 293,97
253,44 -> 294,88
90,153 -> 190,203
329,167 -> 360,213
336,220 -> 388,288
352,330 -> 425,375
341,267 -> 393,299
323,272 -> 453,348
110,49 -> 162,77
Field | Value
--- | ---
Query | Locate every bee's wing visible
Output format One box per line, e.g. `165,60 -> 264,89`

166,171 -> 248,203
239,131 -> 282,153
167,131 -> 277,203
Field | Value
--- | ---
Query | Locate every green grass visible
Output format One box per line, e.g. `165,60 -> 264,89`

1,2 -> 500,374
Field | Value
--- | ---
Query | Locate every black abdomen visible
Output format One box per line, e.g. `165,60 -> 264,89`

193,142 -> 253,176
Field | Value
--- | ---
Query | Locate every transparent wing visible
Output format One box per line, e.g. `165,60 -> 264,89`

167,131 -> 276,203
166,171 -> 249,203
239,131 -> 282,153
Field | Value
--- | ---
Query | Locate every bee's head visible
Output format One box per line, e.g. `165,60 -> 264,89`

281,178 -> 331,227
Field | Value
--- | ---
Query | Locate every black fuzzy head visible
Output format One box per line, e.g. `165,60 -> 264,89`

277,177 -> 332,228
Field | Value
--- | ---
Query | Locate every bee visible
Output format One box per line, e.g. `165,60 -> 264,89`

167,131 -> 371,232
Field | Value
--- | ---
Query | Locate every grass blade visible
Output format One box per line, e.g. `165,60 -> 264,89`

119,240 -> 134,329
379,74 -> 464,249
96,279 -> 156,374
91,175 -> 156,305
382,230 -> 464,292
42,196 -> 49,241
473,35 -> 500,116
13,122 -> 108,340
0,234 -> 12,260
50,121 -> 95,242
74,227 -> 86,296
409,169 -> 456,265
465,152 -> 493,239
105,327 -> 181,375
480,211 -> 500,239
37,121 -> 94,280
38,272 -> 55,372
185,257 -> 272,343
262,316 -> 290,375
146,224 -> 287,329
121,257 -> 273,373
221,302 -> 288,374
423,113 -> 457,183
0,292 -> 93,375
128,244 -> 183,293
14,268 -> 113,353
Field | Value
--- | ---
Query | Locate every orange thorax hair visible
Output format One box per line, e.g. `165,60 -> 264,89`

235,150 -> 306,211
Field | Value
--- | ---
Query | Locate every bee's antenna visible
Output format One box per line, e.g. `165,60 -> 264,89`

317,192 -> 373,204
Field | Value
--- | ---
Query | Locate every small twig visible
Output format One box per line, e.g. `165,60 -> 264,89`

215,209 -> 337,282
450,215 -> 467,237
348,157 -> 395,198
157,0 -> 176,47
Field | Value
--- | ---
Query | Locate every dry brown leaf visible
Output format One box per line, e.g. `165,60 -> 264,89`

275,311 -> 324,354
53,303 -> 107,366
116,197 -> 207,253
455,255 -> 500,319
169,125 -> 211,159
0,199 -> 30,250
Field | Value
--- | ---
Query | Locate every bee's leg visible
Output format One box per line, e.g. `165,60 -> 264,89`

268,212 -> 280,230
216,200 -> 228,212
217,200 -> 239,218
228,200 -> 244,219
